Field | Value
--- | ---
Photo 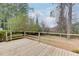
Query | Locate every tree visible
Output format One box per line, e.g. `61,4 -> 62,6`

28,8 -> 42,32
28,16 -> 42,32
41,21 -> 46,32
50,3 -> 67,33
0,4 -> 17,30
52,3 -> 73,39
57,3 -> 67,33
58,3 -> 73,39
66,3 -> 73,39
8,14 -> 28,32
6,3 -> 29,32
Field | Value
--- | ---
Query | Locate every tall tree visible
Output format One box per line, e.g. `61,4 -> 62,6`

57,3 -> 66,33
66,3 -> 73,39
53,3 -> 73,39
6,3 -> 29,32
0,4 -> 18,30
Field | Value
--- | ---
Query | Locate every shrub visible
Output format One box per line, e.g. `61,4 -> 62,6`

72,48 -> 79,53
0,30 -> 6,41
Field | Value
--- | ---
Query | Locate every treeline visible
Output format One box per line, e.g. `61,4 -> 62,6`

0,3 -> 42,32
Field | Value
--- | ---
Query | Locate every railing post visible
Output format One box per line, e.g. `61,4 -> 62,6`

10,32 -> 12,40
67,34 -> 70,40
6,31 -> 8,41
24,32 -> 26,37
38,32 -> 40,42
60,33 -> 61,40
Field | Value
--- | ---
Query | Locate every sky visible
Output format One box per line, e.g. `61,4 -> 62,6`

29,3 -> 79,28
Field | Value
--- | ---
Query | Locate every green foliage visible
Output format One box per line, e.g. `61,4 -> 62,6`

0,3 -> 29,30
7,14 -> 28,32
27,18 -> 42,32
29,23 -> 41,32
0,3 -> 42,32
0,30 -> 6,41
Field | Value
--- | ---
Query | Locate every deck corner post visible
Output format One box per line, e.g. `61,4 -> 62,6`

10,31 -> 12,40
24,31 -> 26,37
5,31 -> 8,41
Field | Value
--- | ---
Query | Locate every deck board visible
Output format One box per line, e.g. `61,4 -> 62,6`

0,38 -> 78,56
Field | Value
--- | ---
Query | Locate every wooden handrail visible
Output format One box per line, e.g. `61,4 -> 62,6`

5,31 -> 79,41
7,31 -> 79,36
24,31 -> 79,36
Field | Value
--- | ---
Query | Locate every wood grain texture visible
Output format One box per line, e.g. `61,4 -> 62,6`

0,38 -> 78,56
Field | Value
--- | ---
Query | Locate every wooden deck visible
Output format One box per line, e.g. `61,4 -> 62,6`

0,38 -> 78,56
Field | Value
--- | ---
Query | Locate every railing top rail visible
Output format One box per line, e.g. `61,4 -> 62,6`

6,31 -> 79,36
24,31 -> 79,36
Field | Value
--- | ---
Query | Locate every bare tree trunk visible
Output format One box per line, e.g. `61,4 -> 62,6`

67,3 -> 72,39
58,3 -> 66,33
57,3 -> 72,39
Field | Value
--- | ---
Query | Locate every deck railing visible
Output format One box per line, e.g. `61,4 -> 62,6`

5,31 -> 79,41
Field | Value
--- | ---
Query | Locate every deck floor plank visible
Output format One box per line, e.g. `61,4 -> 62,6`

0,38 -> 78,56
